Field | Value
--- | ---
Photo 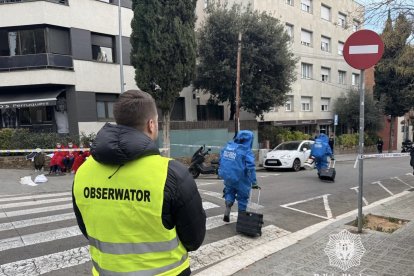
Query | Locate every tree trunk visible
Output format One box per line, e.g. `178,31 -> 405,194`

388,116 -> 394,153
162,110 -> 171,157
229,101 -> 235,121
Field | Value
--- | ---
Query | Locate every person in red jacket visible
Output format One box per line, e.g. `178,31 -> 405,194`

49,142 -> 65,175
71,142 -> 90,174
63,141 -> 79,173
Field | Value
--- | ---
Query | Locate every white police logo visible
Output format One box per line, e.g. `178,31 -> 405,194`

324,229 -> 365,271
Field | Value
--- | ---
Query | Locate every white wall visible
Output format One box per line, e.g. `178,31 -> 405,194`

0,70 -> 75,87
0,1 -> 133,36
74,61 -> 138,93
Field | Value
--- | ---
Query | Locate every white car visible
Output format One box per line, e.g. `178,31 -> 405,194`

263,140 -> 314,172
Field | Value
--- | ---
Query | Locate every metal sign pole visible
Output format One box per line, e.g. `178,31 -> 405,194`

358,69 -> 365,233
118,0 -> 125,93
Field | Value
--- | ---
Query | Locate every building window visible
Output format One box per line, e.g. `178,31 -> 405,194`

301,63 -> 312,79
285,23 -> 294,41
170,97 -> 186,121
91,33 -> 114,63
338,13 -> 347,28
301,97 -> 312,112
197,104 -> 224,121
301,29 -> 312,47
321,36 -> 330,52
301,0 -> 312,13
285,96 -> 293,111
0,27 -> 70,57
97,101 -> 114,120
321,98 -> 330,111
338,70 -> 346,84
321,67 -> 330,82
352,73 -> 360,86
321,4 -> 331,21
338,41 -> 344,55
286,0 -> 294,6
353,20 -> 360,32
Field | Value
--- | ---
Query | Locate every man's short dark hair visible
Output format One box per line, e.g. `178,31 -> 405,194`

113,89 -> 157,131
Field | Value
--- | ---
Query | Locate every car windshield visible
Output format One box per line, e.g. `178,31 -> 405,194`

273,142 -> 300,151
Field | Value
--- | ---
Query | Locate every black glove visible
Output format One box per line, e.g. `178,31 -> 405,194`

252,183 -> 261,189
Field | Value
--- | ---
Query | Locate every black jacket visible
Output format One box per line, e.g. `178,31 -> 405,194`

72,124 -> 206,275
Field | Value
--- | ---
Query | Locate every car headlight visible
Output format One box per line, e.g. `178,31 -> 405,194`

280,154 -> 292,159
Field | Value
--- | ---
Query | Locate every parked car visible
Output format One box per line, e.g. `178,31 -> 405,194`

263,140 -> 314,172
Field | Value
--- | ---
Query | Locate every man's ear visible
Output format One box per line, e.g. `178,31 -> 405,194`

147,118 -> 156,134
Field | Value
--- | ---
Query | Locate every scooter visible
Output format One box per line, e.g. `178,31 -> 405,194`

188,145 -> 219,179
401,140 -> 412,153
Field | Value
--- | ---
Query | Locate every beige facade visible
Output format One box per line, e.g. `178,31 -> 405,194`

195,0 -> 364,134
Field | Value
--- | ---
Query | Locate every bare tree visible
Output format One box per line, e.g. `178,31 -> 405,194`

355,0 -> 414,35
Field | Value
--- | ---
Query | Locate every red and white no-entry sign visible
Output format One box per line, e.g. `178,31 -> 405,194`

343,30 -> 384,70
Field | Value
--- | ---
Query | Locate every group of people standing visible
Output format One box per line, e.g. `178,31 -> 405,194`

49,141 -> 90,175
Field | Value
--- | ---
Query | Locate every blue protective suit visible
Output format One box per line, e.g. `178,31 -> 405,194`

310,133 -> 333,171
219,130 -> 257,211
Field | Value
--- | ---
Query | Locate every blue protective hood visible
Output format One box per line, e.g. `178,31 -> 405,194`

234,130 -> 254,149
317,133 -> 329,143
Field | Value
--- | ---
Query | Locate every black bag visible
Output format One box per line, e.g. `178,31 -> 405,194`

236,188 -> 264,237
319,160 -> 336,181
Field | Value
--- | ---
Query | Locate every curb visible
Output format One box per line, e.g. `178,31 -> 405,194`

194,190 -> 413,276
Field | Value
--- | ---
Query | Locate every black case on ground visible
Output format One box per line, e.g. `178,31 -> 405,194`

236,189 -> 264,237
319,160 -> 336,181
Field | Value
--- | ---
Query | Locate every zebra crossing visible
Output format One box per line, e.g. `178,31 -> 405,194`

0,190 -> 290,276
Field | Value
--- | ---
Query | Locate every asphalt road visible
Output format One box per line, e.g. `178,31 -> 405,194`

0,156 -> 412,275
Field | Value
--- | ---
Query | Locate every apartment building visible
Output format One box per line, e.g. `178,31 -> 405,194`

0,0 -> 364,138
0,0 -> 138,136
197,0 -> 364,135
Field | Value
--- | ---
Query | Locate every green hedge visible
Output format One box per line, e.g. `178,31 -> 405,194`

0,129 -> 95,154
259,125 -> 377,148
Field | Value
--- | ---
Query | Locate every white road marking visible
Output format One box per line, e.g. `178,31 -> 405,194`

206,212 -> 238,230
0,192 -> 72,202
322,195 -> 332,219
280,194 -> 332,220
0,197 -> 72,209
0,213 -> 76,232
196,182 -> 220,187
0,203 -> 73,219
0,246 -> 90,275
258,173 -> 280,178
196,190 -> 411,276
0,226 -> 81,252
350,187 -> 369,206
372,181 -> 394,196
392,177 -> 414,188
190,225 -> 290,271
202,201 -> 219,210
406,173 -> 414,176
199,190 -> 224,200
349,45 -> 379,54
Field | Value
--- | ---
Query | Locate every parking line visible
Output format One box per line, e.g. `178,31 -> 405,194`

372,181 -> 394,196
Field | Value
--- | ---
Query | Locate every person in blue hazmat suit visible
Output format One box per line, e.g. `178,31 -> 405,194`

310,133 -> 334,176
218,130 -> 258,222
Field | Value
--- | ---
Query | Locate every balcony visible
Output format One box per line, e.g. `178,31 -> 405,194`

0,53 -> 73,71
0,0 -> 67,4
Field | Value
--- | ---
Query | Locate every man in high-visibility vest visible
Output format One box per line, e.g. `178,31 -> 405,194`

73,90 -> 206,276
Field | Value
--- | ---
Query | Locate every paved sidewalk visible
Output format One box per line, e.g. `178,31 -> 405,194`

231,191 -> 414,276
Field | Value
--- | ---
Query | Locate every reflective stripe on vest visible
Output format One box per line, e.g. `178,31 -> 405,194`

92,254 -> 188,276
88,235 -> 179,255
74,155 -> 190,275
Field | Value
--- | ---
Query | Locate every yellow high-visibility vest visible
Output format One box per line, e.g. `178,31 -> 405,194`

74,155 -> 190,275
